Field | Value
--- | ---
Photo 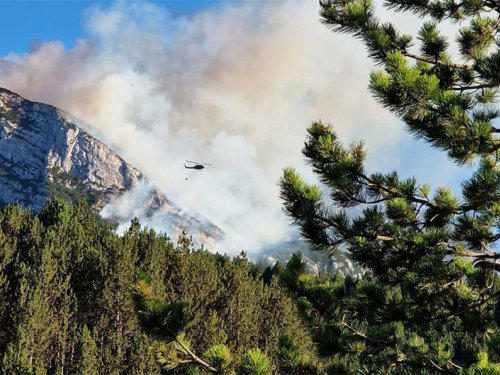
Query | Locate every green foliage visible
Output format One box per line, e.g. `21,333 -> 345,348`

77,326 -> 100,375
322,0 -> 500,162
280,0 -> 500,372
0,199 -> 317,374
132,258 -> 319,373
203,344 -> 232,373
281,120 -> 500,373
277,335 -> 318,374
152,333 -> 196,371
0,106 -> 21,124
46,167 -> 102,206
241,349 -> 271,375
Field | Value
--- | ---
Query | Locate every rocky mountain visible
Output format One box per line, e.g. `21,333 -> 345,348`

0,87 -> 222,247
258,239 -> 364,278
0,87 -> 362,274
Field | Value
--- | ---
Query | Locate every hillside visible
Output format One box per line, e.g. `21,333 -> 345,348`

0,200 -> 319,374
0,87 -> 221,247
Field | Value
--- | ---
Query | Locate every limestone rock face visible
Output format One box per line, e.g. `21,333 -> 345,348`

258,239 -> 364,278
0,87 -> 221,247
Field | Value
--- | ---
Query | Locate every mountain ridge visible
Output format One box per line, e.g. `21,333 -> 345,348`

0,86 -> 362,276
0,86 -> 222,247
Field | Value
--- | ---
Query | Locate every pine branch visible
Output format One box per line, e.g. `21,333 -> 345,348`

450,83 -> 497,91
424,289 -> 500,322
337,314 -> 386,349
359,173 -> 439,209
422,354 -> 447,373
423,353 -> 462,373
445,246 -> 500,258
295,285 -> 387,349
288,278 -> 459,373
473,259 -> 500,273
157,325 -> 218,373
340,191 -> 389,205
402,50 -> 473,70
313,213 -> 393,242
132,279 -> 217,373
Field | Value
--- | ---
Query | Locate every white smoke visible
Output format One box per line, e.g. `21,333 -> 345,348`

0,0 -> 467,254
99,182 -> 159,233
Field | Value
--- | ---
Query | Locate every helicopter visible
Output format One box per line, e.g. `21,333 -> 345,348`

184,160 -> 212,170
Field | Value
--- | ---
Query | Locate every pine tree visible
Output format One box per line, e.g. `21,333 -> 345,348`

77,326 -> 100,375
280,0 -> 500,372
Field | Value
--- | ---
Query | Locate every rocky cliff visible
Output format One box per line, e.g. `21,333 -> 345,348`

0,87 -> 222,247
258,239 -> 364,278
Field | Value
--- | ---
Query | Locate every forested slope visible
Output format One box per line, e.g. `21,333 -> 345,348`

0,199 -> 316,374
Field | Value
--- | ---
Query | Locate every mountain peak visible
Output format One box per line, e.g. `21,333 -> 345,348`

0,87 -> 222,247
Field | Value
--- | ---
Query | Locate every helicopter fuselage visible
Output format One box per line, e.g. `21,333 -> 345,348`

184,164 -> 205,170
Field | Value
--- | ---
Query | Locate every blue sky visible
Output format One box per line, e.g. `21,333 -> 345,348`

0,0 -> 223,56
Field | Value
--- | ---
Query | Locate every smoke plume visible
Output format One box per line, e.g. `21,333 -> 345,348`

0,0 -> 466,254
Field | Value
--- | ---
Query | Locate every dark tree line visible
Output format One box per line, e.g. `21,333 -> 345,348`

0,199 -> 317,374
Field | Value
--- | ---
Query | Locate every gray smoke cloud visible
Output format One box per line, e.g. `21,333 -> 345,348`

0,0 -> 466,254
